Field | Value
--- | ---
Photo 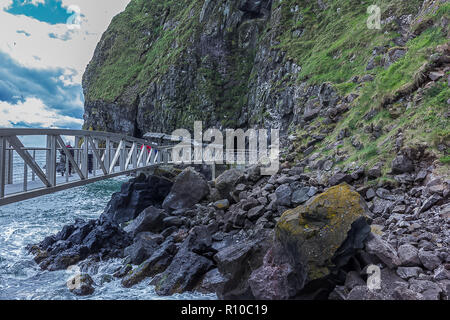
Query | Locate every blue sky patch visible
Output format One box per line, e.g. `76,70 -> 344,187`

5,0 -> 71,25
16,30 -> 31,37
0,51 -> 84,120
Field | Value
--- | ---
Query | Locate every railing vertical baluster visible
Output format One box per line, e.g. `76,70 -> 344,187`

93,138 -> 98,177
32,150 -> 36,181
23,162 -> 28,192
49,135 -> 57,186
46,135 -> 51,180
75,136 -> 80,169
0,137 -> 6,198
6,140 -> 13,185
157,149 -> 162,164
111,146 -> 115,173
82,136 -> 88,178
120,141 -> 125,171
143,145 -> 148,167
105,138 -> 111,171
132,143 -> 137,169
65,154 -> 69,183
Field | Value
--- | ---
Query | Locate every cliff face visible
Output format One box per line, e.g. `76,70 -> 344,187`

83,0 -> 449,177
83,0 -> 274,136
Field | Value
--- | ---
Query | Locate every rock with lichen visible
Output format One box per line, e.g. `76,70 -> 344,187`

272,183 -> 371,295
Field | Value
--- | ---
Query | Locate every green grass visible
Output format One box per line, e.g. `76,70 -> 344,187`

286,0 -> 449,176
440,156 -> 450,165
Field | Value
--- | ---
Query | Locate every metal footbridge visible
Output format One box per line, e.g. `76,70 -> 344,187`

0,129 -> 175,206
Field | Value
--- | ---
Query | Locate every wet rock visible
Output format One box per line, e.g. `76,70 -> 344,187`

152,226 -> 215,295
124,206 -> 168,237
196,268 -> 227,294
124,232 -> 161,265
122,238 -> 177,288
34,219 -> 131,271
68,273 -> 95,296
113,264 -> 132,278
101,174 -> 172,224
163,167 -> 209,212
214,230 -> 272,299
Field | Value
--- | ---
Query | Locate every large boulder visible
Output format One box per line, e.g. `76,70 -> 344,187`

123,206 -> 168,237
68,273 -> 95,296
123,232 -> 162,265
273,183 -> 371,296
122,238 -> 177,288
248,243 -> 302,300
30,219 -> 131,271
162,167 -> 209,212
391,155 -> 414,174
214,229 -> 273,299
365,233 -> 400,269
215,169 -> 244,201
151,226 -> 216,295
101,174 -> 173,224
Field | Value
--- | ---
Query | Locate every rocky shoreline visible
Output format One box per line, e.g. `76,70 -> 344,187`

28,148 -> 449,300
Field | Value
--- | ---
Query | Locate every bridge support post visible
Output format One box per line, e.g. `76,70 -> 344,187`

45,135 -> 57,186
105,138 -> 111,172
0,137 -> 5,198
49,135 -> 57,186
132,143 -> 137,169
120,140 -> 125,171
23,162 -> 28,192
82,136 -> 88,178
6,140 -> 12,185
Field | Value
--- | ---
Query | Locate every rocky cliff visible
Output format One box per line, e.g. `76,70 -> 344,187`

83,0 -> 449,179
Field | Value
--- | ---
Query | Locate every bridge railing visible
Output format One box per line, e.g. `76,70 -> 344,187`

0,129 -> 169,203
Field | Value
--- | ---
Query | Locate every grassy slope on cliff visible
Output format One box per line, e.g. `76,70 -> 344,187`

277,0 -> 449,178
84,0 -> 202,103
84,0 -> 449,178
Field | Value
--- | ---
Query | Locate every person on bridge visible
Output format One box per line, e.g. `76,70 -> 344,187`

66,142 -> 74,177
87,145 -> 93,174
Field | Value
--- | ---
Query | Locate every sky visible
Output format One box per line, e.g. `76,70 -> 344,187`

0,0 -> 131,130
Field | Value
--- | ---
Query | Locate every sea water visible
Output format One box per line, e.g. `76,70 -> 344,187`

0,151 -> 216,300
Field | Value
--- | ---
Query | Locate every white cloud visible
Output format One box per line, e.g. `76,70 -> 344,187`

0,0 -> 130,129
0,0 -> 131,84
0,97 -> 84,128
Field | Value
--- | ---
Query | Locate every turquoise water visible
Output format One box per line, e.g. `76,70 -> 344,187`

0,156 -> 215,300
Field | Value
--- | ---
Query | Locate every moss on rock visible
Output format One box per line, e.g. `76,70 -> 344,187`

275,183 -> 370,281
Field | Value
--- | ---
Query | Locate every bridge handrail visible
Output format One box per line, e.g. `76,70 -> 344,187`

0,128 -> 158,148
